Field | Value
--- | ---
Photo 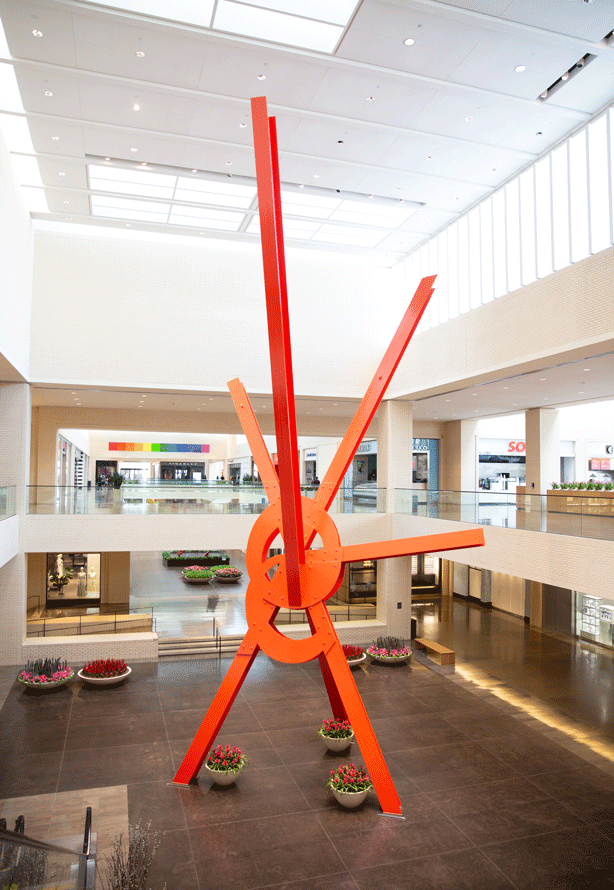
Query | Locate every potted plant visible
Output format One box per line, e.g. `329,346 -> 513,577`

366,636 -> 412,664
18,658 -> 73,689
327,763 -> 372,808
318,717 -> 354,752
78,658 -> 131,685
342,644 -> 366,668
212,566 -> 243,583
181,566 -> 215,585
204,744 -> 247,785
110,471 -> 125,504
49,566 -> 73,596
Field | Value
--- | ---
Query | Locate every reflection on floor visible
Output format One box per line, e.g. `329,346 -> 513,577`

4,651 -> 614,890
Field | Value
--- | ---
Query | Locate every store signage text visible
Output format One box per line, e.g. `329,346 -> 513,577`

508,441 -> 526,453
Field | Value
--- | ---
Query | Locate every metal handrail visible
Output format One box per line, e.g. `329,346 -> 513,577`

26,606 -> 155,637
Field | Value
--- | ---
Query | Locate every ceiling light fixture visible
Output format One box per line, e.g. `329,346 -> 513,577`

32,29 -> 43,36
135,50 -> 145,57
44,91 -> 53,96
515,65 -> 526,72
239,123 -> 247,128
191,169 -> 197,173
130,147 -> 138,152
561,72 -> 569,81
404,37 -> 415,45
58,172 -> 65,176
133,104 -> 140,111
257,74 -> 266,80
225,160 -> 232,165
104,157 -> 110,161
465,116 -> 473,121
141,162 -> 147,166
540,91 -> 548,99
367,96 -> 375,101
51,136 -> 59,141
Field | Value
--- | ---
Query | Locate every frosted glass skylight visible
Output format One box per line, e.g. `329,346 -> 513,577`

213,1 -> 344,52
0,114 -> 35,154
21,186 -> 49,213
10,154 -> 43,187
89,165 -> 175,199
84,0 -> 358,53
0,64 -> 25,113
175,177 -> 256,209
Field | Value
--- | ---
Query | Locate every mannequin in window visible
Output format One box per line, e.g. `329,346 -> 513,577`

56,554 -> 64,577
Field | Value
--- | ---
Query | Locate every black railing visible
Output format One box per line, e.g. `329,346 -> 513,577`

26,606 -> 155,637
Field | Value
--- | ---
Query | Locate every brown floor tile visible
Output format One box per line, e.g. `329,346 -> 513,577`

351,848 -> 516,889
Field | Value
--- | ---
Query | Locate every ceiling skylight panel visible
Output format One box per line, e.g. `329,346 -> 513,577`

21,186 -> 49,213
282,202 -> 335,220
0,20 -> 11,59
169,205 -> 243,229
169,214 -> 240,231
280,190 -> 340,210
332,200 -> 419,223
174,188 -> 253,209
0,64 -> 26,113
92,205 -> 169,223
91,195 -> 170,214
249,217 -> 320,238
175,178 -> 256,208
83,1 -> 215,27
88,165 -> 175,199
213,1 -> 343,53
0,114 -> 35,154
246,1 -> 359,26
10,154 -> 43,187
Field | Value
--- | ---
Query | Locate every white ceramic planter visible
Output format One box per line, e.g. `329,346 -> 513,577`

215,576 -> 242,584
320,733 -> 354,752
182,575 -> 213,584
18,673 -> 73,691
331,788 -> 369,809
346,654 -> 367,669
205,764 -> 242,785
77,667 -> 131,685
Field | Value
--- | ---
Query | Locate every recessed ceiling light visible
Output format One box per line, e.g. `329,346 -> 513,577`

63,200 -> 69,205
130,147 -> 138,152
472,393 -> 477,396
191,169 -> 197,173
104,157 -> 111,161
515,65 -> 526,73
51,135 -> 59,141
404,37 -> 415,46
257,74 -> 266,80
540,90 -> 548,99
539,378 -> 546,381
367,96 -> 375,101
32,29 -> 43,37
72,392 -> 76,394
44,91 -> 53,97
445,399 -> 450,402
239,123 -> 247,128
579,391 -> 584,394
561,72 -> 569,81
583,368 -> 591,371
513,403 -> 517,406
58,171 -> 65,176
544,397 -> 549,400
209,397 -> 214,401
313,174 -> 320,178
125,223 -> 131,227
368,194 -> 373,198
299,184 -> 304,188
66,216 -> 72,220
141,162 -> 147,166
225,160 -> 232,165
135,50 -> 145,57
465,116 -> 473,121
503,386 -> 509,389
199,231 -> 204,235
132,104 -> 141,111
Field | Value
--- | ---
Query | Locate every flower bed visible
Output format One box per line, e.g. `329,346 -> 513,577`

319,718 -> 353,740
327,763 -> 372,793
205,744 -> 247,783
367,635 -> 412,663
182,567 -> 215,583
18,658 -> 73,688
342,645 -> 364,661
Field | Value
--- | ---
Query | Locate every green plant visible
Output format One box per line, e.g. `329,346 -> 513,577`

110,471 -> 125,489
318,718 -> 353,740
101,821 -> 163,890
18,658 -> 73,686
577,482 -> 587,490
49,567 -> 73,592
212,566 -> 242,579
551,482 -> 559,489
327,763 -> 372,793
82,658 -> 128,678
206,744 -> 247,773
242,473 -> 253,483
605,482 -> 614,491
342,644 -> 364,660
183,568 -> 214,579
367,636 -> 411,658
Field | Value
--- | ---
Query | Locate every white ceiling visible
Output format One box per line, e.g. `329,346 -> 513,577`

2,0 -> 614,263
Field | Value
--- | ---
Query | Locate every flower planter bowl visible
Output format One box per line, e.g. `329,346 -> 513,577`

368,652 -> 412,665
215,576 -> 242,584
18,674 -> 73,692
331,788 -> 369,809
346,654 -> 367,669
182,575 -> 212,584
204,764 -> 242,786
77,666 -> 131,686
321,733 -> 354,752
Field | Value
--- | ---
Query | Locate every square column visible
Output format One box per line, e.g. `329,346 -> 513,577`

525,408 -> 560,495
376,400 -> 413,639
440,419 -> 478,492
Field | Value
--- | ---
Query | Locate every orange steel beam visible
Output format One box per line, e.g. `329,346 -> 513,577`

228,378 -> 280,505
314,275 -> 435,518
252,96 -> 304,607
341,527 -> 485,565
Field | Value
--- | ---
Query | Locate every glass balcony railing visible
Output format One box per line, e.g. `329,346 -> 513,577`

26,483 -> 386,515
396,489 -> 614,541
0,486 -> 16,520
0,818 -> 94,889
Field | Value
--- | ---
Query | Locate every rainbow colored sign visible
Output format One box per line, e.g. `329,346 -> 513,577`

108,443 -> 210,453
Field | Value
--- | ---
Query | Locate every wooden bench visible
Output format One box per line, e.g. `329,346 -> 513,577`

414,638 -> 455,665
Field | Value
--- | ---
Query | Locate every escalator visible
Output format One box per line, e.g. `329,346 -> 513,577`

0,807 -> 95,889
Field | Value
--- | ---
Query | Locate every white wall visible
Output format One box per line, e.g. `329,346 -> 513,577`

0,129 -> 33,380
30,232 -> 398,398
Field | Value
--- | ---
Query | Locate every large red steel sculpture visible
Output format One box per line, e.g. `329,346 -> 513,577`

173,96 -> 485,815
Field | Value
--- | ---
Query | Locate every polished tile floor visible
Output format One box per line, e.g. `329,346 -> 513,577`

4,639 -> 614,890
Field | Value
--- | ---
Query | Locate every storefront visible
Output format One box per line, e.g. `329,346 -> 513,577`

46,552 -> 101,607
576,592 -> 614,648
478,438 -> 526,492
160,461 -> 206,481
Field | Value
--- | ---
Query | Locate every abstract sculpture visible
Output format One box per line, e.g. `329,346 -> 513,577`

173,97 -> 485,815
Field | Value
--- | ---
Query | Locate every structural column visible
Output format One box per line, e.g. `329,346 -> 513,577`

525,407 -> 560,494
0,383 -> 32,664
376,399 -> 413,639
440,419 -> 478,492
